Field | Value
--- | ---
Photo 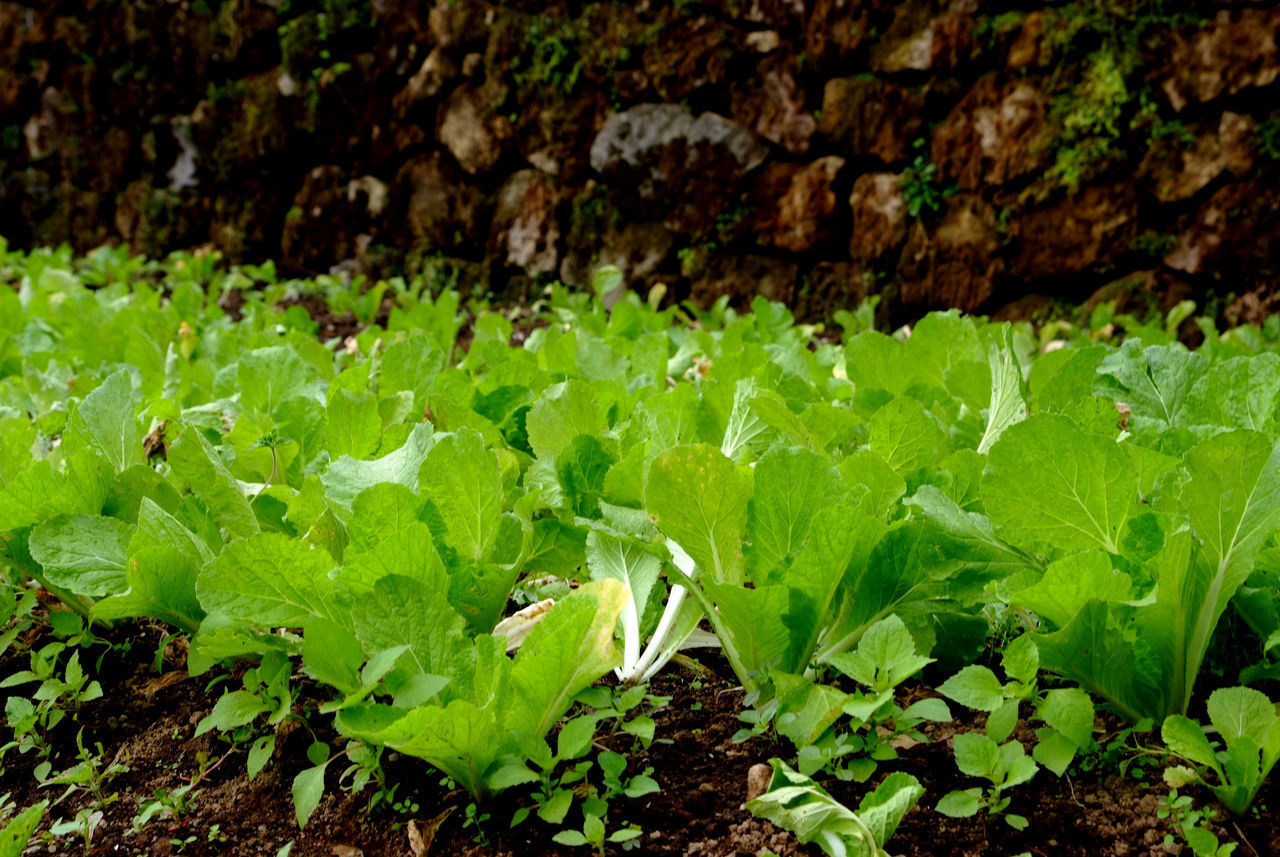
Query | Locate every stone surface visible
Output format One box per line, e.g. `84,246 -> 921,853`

752,156 -> 845,253
1139,112 -> 1255,202
590,103 -> 767,233
1165,180 -> 1280,276
689,254 -> 800,308
799,261 -> 877,320
897,194 -> 1003,312
394,47 -> 458,112
438,84 -> 511,175
804,0 -> 873,66
394,152 -> 488,252
849,173 -> 908,263
1010,184 -> 1139,279
489,169 -> 564,276
869,0 -> 977,73
730,60 -> 815,155
818,77 -> 926,164
932,75 -> 1052,190
1160,9 -> 1280,111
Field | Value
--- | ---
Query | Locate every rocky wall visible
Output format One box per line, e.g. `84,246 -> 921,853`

3,0 -> 1280,325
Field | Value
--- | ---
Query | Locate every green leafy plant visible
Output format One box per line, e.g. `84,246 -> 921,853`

898,142 -> 956,218
936,730 -> 1038,830
1157,789 -> 1237,857
937,634 -> 1095,776
1161,686 -> 1280,815
747,760 -> 923,857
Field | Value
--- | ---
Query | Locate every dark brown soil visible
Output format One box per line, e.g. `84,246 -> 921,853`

2,620 -> 1278,857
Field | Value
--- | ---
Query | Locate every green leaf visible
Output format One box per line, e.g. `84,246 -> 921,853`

168,429 -> 260,538
1032,730 -> 1079,776
557,434 -> 613,518
1000,634 -> 1039,685
291,762 -> 328,828
935,788 -> 983,818
838,449 -> 906,521
938,666 -> 1007,713
747,759 -> 923,857
952,732 -> 999,779
983,415 -> 1137,555
525,380 -> 601,460
239,346 -> 315,416
420,429 -> 503,560
824,614 -> 932,693
1094,341 -> 1204,429
986,699 -> 1020,744
867,398 -> 946,474
29,514 -> 133,596
197,532 -> 342,627
196,689 -> 271,736
1208,686 -> 1277,750
69,369 -> 143,472
322,423 -> 435,513
1014,550 -> 1133,630
1162,715 -> 1221,770
327,388 -> 382,460
302,618 -> 364,694
1037,687 -> 1095,749
351,574 -> 465,677
507,581 -> 626,739
977,331 -> 1027,455
645,444 -> 748,584
93,545 -> 204,633
746,447 -> 841,579
0,800 -> 47,857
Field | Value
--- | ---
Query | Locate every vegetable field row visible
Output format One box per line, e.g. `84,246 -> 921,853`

1,245 -> 1279,856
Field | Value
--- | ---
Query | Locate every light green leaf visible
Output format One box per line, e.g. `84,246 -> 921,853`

69,369 -> 143,472
239,346 -> 314,416
420,429 -> 503,560
525,380 -> 601,460
936,788 -> 983,818
29,514 -> 133,596
953,732 -> 1000,778
168,429 -> 260,538
1037,687 -> 1095,749
1162,715 -> 1221,770
1014,550 -> 1133,629
645,444 -> 749,584
1208,686 -> 1277,749
977,332 -> 1027,455
0,800 -> 47,857
93,545 -> 204,633
322,423 -> 435,513
507,581 -> 626,739
291,762 -> 329,828
327,388 -> 381,460
197,532 -> 342,627
938,666 -> 1007,713
351,574 -> 465,677
867,398 -> 946,474
746,447 -> 841,579
983,415 -> 1137,555
196,689 -> 271,736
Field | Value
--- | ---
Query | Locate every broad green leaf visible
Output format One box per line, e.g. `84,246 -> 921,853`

197,532 -> 342,627
1184,430 -> 1280,583
984,415 -> 1137,555
338,525 -> 444,594
326,388 -> 381,460
1207,686 -> 1277,749
238,345 -> 314,416
1037,687 -> 1095,749
0,801 -> 47,857
525,380 -> 601,460
196,689 -> 271,736
420,429 -> 503,560
346,483 -> 438,556
291,762 -> 329,828
774,674 -> 850,747
322,423 -> 435,513
721,378 -> 770,463
824,614 -> 932,693
699,580 -> 792,682
952,732 -> 999,778
935,788 -> 983,818
1184,354 -> 1280,433
867,398 -> 946,474
977,332 -> 1027,455
29,514 -> 133,596
68,369 -> 143,472
938,666 -> 1007,713
838,449 -> 905,521
507,581 -> 626,738
1013,550 -> 1133,629
93,545 -> 204,633
168,429 -> 260,538
1161,714 -> 1221,770
302,617 -> 363,694
746,448 -> 841,579
1094,340 -> 1204,431
645,444 -> 748,584
557,434 -> 613,518
351,574 -> 465,676
747,759 -> 923,857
